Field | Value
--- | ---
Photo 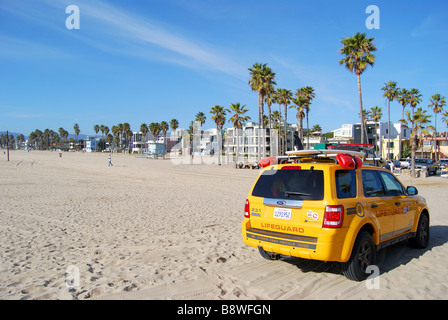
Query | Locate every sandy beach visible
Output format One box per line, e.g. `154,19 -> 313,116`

1,150 -> 448,300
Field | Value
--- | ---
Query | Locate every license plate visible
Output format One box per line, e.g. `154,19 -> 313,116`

273,207 -> 292,220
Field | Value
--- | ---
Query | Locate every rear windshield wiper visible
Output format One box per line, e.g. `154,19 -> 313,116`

284,190 -> 311,197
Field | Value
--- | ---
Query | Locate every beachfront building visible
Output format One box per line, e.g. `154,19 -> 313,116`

224,122 -> 276,159
85,137 -> 102,152
332,122 -> 410,159
421,135 -> 448,159
223,122 -> 315,158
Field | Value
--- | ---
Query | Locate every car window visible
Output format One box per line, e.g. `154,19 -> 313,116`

378,171 -> 405,196
252,168 -> 324,200
362,170 -> 385,197
335,170 -> 357,199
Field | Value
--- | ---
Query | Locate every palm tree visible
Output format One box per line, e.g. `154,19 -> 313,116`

339,32 -> 377,145
117,123 -> 123,150
170,119 -> 179,136
271,110 -> 281,129
122,122 -> 131,152
160,121 -> 169,152
149,122 -> 161,142
93,124 -> 100,136
296,86 -> 316,148
248,63 -> 276,160
397,88 -> 410,158
100,125 -> 106,138
195,112 -> 206,128
414,108 -> 432,157
291,95 -> 306,143
264,85 -> 276,156
428,93 -> 447,161
226,103 -> 250,166
111,125 -> 119,152
276,88 -> 293,153
442,110 -> 448,134
381,81 -> 399,160
408,89 -> 423,176
73,123 -> 80,141
210,105 -> 227,165
140,123 -> 148,151
370,106 -> 382,153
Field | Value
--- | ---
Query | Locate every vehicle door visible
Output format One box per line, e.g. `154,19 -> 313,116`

377,170 -> 416,237
361,169 -> 394,241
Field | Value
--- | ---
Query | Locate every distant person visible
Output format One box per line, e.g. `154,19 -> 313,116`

108,155 -> 113,166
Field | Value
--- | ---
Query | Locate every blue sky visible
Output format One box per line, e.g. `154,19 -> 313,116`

1,0 -> 447,136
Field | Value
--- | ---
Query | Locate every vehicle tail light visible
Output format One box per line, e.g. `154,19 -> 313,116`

323,205 -> 344,228
244,199 -> 250,218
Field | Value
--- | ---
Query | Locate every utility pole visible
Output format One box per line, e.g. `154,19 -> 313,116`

6,130 -> 10,161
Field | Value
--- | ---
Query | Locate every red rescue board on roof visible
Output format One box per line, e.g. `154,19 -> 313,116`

259,156 -> 278,168
336,153 -> 363,170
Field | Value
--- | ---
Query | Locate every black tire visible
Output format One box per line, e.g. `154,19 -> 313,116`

409,213 -> 429,249
341,231 -> 376,281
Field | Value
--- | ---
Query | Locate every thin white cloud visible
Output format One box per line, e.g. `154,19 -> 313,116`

37,0 -> 247,80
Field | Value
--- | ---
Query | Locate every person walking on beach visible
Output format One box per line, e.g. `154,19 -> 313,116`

108,155 -> 113,166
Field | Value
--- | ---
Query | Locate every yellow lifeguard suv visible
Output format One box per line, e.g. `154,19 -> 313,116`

242,145 -> 430,281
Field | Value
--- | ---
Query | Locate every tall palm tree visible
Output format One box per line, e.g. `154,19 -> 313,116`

296,86 -> 316,148
291,95 -> 306,142
100,125 -> 106,138
428,93 -> 447,161
442,110 -> 448,134
397,88 -> 410,158
195,112 -> 206,128
73,123 -> 80,141
170,119 -> 179,136
140,123 -> 148,151
381,81 -> 399,159
276,88 -> 293,153
117,123 -> 123,150
122,122 -> 131,152
339,32 -> 377,145
93,124 -> 100,136
226,103 -> 250,166
111,125 -> 119,152
210,105 -> 227,165
413,107 -> 432,157
271,110 -> 281,129
370,106 -> 382,153
408,88 -> 423,176
264,85 -> 276,156
149,122 -> 161,142
160,121 -> 169,152
249,63 -> 276,160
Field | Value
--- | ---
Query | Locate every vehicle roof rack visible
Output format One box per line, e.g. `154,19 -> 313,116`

259,144 -> 386,168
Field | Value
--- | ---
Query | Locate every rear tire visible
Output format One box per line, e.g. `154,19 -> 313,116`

341,231 -> 376,281
409,213 -> 429,249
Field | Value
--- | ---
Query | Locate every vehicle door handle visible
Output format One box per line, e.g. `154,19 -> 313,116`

395,202 -> 401,206
371,204 -> 378,208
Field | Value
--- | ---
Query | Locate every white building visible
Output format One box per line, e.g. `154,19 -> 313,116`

332,122 -> 410,159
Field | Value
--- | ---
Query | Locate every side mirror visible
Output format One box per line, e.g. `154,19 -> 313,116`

407,186 -> 418,195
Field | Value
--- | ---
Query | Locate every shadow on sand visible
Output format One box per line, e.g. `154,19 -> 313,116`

281,225 -> 448,277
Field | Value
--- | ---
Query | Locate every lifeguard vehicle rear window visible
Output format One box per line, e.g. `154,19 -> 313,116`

251,169 -> 324,200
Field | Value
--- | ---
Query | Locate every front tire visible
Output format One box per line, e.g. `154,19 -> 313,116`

342,231 -> 376,281
409,213 -> 429,249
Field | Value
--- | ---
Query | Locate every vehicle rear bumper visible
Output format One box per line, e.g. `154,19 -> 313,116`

242,222 -> 349,262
